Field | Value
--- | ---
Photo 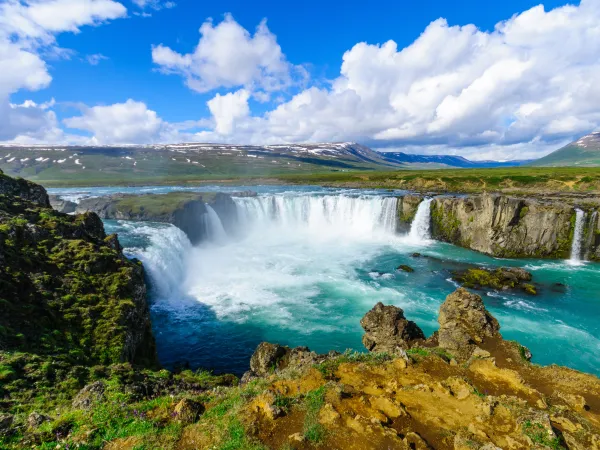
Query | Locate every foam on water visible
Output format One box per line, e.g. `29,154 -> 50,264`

99,187 -> 600,376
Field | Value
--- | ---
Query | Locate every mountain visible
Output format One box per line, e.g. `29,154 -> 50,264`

0,142 -> 528,185
531,132 -> 600,167
378,152 -> 531,168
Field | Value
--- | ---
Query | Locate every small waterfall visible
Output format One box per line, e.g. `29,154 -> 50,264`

204,205 -> 228,243
380,197 -> 399,233
569,208 -> 586,263
408,198 -> 433,242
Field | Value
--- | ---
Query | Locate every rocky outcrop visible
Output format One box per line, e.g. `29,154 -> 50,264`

0,169 -> 49,206
431,194 -> 575,258
453,266 -> 537,295
437,288 -> 501,358
360,302 -> 425,353
396,194 -> 424,232
49,194 -> 77,213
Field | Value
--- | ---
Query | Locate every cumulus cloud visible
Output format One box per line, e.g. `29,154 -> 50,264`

152,14 -> 297,93
179,0 -> 600,159
63,99 -> 166,144
207,89 -> 250,135
0,98 -> 64,142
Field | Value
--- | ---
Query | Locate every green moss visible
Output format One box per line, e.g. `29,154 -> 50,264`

522,284 -> 537,295
522,421 -> 564,449
519,206 -> 529,218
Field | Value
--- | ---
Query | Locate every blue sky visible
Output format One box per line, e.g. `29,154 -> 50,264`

1,0 -> 599,160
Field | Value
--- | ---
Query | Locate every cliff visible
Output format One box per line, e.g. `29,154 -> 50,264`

0,171 -> 158,426
430,194 -> 580,259
72,191 -> 248,245
396,194 -> 424,232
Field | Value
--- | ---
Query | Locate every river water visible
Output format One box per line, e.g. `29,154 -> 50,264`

50,185 -> 600,376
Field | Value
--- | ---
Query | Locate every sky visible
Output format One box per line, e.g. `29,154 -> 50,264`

1,0 -> 599,160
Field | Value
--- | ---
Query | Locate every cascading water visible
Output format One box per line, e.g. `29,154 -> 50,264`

233,195 -> 399,237
569,208 -> 586,264
204,205 -> 228,243
408,198 -> 433,242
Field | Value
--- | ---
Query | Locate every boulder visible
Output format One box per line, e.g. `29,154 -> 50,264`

27,412 -> 50,429
452,266 -> 536,294
361,302 -> 425,354
437,288 -> 501,358
249,342 -> 289,376
397,265 -> 415,273
173,398 -> 204,424
0,414 -> 14,436
72,381 -> 106,410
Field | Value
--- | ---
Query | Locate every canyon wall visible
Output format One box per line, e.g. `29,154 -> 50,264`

429,194 -> 579,259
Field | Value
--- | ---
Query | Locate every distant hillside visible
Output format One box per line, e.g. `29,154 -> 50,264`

379,152 -> 531,168
532,132 -> 600,167
0,142 -> 529,185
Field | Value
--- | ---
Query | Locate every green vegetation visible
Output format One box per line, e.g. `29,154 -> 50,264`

314,350 -> 392,379
302,387 -> 326,444
521,421 -> 564,449
112,192 -> 216,217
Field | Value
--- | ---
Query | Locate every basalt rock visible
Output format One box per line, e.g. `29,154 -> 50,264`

452,266 -> 537,295
397,195 -> 424,232
437,288 -> 501,358
431,194 -> 575,259
250,342 -> 289,377
0,169 -> 49,207
49,194 -> 77,213
360,302 -> 425,354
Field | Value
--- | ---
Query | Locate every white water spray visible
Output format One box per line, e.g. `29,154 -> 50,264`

569,208 -> 586,264
204,205 -> 228,243
233,195 -> 399,237
408,198 -> 433,242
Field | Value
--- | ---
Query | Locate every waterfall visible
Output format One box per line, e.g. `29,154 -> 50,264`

233,194 -> 399,237
408,198 -> 433,242
204,205 -> 228,243
569,208 -> 586,263
126,224 -> 192,299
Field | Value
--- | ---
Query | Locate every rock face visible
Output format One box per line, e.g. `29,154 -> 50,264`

49,194 -> 77,213
0,169 -> 49,207
437,288 -> 501,358
72,381 -> 106,410
431,194 -> 575,258
74,191 -> 245,245
360,302 -> 425,353
0,173 -> 158,368
584,210 -> 600,261
249,342 -> 289,377
397,195 -> 424,232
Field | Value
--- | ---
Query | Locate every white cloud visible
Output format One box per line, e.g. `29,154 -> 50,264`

0,0 -> 127,46
152,14 -> 296,93
63,99 -> 166,144
85,53 -> 108,65
207,89 -> 250,135
0,98 -> 66,142
132,0 -> 175,11
185,0 -> 600,159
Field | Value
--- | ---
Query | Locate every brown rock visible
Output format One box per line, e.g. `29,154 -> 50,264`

437,288 -> 500,358
27,412 -> 50,429
72,381 -> 106,410
173,398 -> 204,425
249,342 -> 289,376
360,302 -> 425,354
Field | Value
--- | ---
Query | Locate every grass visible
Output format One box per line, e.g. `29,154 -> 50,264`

314,350 -> 392,379
302,387 -> 326,444
522,421 -> 564,449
